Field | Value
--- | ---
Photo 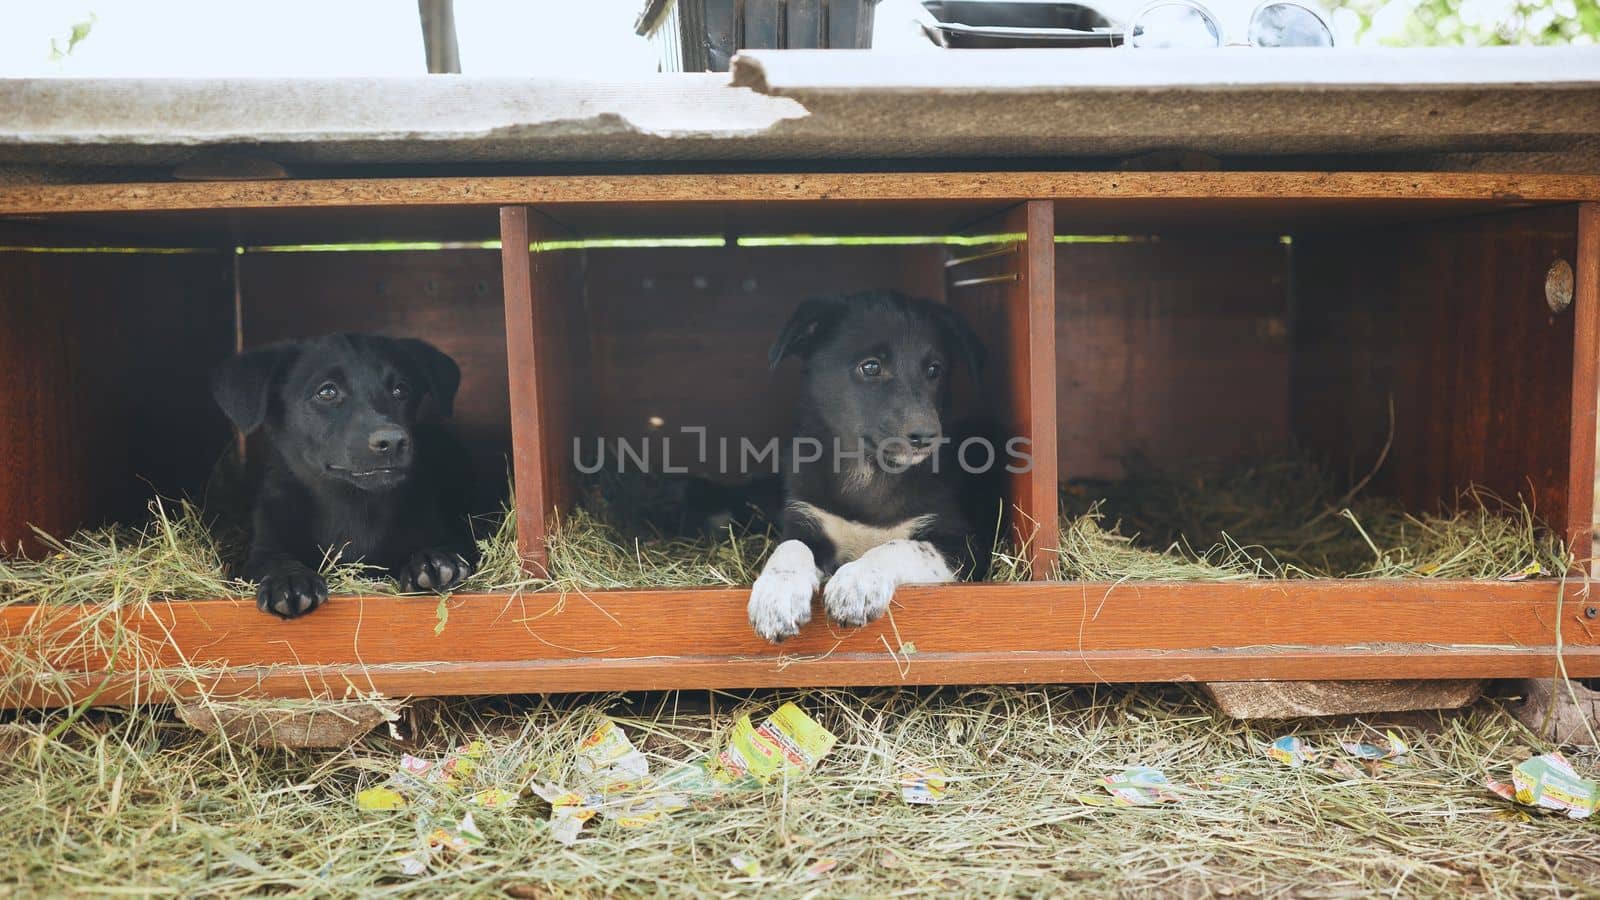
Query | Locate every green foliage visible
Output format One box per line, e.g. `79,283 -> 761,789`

1329,0 -> 1600,46
47,13 -> 97,61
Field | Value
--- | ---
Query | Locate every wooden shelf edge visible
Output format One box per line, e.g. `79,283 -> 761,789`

3,579 -> 1596,707
4,172 -> 1600,216
8,647 -> 1599,708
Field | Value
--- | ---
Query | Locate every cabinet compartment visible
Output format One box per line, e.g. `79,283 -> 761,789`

0,208 -> 510,551
1053,202 -> 1593,565
500,200 -> 1057,575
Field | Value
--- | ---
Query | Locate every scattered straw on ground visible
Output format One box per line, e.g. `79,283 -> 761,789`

2,686 -> 1597,897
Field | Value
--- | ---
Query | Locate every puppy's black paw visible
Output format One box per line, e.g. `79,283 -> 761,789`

398,549 -> 473,594
256,569 -> 329,619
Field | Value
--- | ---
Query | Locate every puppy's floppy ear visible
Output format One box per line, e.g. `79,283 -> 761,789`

392,338 -> 461,418
211,344 -> 298,435
770,296 -> 848,369
927,302 -> 986,381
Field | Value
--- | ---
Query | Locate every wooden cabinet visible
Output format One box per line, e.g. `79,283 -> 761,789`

1,172 -> 1596,706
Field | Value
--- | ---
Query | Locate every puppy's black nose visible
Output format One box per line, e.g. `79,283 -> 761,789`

368,427 -> 408,456
907,431 -> 937,450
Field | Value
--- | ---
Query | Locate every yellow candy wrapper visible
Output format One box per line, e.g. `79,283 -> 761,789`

531,719 -> 691,842
468,787 -> 519,809
396,812 -> 486,874
1487,753 -> 1598,819
576,719 -> 650,793
356,787 -> 408,811
550,793 -> 599,844
1499,562 -> 1543,582
900,767 -> 949,805
716,702 -> 837,783
359,741 -> 495,812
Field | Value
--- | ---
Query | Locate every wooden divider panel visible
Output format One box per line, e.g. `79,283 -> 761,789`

1574,203 -> 1600,567
501,208 -> 588,571
946,201 -> 1059,575
1293,205 -> 1591,553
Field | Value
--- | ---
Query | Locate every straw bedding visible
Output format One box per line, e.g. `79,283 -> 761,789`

1,462 -> 1593,897
2,686 -> 1598,896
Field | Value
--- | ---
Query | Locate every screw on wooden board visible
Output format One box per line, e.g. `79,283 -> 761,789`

475,280 -> 489,297
1546,259 -> 1573,313
424,279 -> 440,297
1585,605 -> 1598,620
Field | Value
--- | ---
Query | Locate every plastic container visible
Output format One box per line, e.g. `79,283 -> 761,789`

918,0 -> 1119,48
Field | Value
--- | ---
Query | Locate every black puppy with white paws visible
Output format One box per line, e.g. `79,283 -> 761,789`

212,334 -> 477,619
748,291 -> 990,642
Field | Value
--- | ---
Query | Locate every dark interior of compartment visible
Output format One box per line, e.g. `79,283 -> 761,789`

0,206 -> 512,553
1053,201 -> 1585,561
571,243 -> 952,485
0,249 -> 236,549
238,248 -> 511,515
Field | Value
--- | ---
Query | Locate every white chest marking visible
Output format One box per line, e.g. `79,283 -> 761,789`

789,501 -> 935,564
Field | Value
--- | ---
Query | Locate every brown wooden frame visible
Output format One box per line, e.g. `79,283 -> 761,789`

3,580 -> 1596,706
2,172 -> 1599,708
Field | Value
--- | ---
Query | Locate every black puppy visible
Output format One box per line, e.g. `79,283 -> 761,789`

747,290 -> 990,642
212,334 -> 477,619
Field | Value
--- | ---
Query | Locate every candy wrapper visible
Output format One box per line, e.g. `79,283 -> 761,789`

729,853 -> 763,877
1340,730 -> 1410,770
357,741 -> 490,812
532,718 -> 696,843
576,719 -> 651,793
1486,753 -> 1598,820
1499,562 -> 1543,582
900,766 -> 949,805
1084,766 -> 1181,807
533,707 -> 837,843
532,782 -> 601,845
715,702 -> 837,784
396,812 -> 486,875
355,741 -> 524,875
1265,736 -> 1317,768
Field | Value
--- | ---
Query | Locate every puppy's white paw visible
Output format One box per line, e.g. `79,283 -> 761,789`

748,540 -> 820,643
824,558 -> 897,628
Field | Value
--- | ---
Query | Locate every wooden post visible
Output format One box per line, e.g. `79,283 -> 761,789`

500,206 -> 547,572
1568,202 -> 1599,569
946,200 -> 1059,576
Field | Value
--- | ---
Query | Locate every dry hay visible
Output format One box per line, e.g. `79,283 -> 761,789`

0,469 -> 1595,895
2,686 -> 1598,896
1056,458 -> 1571,582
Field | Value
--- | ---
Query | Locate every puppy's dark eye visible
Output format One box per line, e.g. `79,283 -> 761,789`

315,383 -> 340,402
859,359 -> 882,377
391,382 -> 409,400
925,362 -> 943,379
